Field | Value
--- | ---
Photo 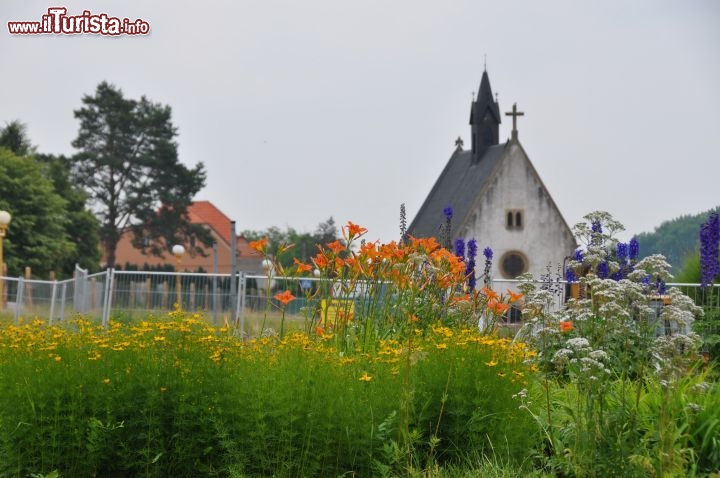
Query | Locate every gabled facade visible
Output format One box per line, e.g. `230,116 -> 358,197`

111,201 -> 263,274
408,70 -> 576,281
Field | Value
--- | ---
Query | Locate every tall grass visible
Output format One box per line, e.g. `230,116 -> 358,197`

0,313 -> 537,477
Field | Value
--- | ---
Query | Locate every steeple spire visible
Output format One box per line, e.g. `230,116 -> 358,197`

469,70 -> 501,162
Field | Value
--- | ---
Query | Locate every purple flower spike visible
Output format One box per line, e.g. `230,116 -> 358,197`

617,243 -> 628,263
700,212 -> 720,288
483,247 -> 493,260
629,237 -> 640,261
454,239 -> 465,260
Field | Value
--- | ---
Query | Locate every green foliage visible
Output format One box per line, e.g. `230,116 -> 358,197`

635,206 -> 720,270
0,120 -> 36,157
0,121 -> 101,277
0,315 -> 537,477
675,255 -> 720,361
0,148 -> 75,277
676,252 -> 701,283
36,153 -> 101,274
71,81 -> 211,268
518,212 -> 710,477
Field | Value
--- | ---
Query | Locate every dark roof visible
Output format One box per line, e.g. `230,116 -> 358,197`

408,143 -> 507,239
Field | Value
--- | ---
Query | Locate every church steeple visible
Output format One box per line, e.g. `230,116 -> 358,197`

469,69 -> 501,161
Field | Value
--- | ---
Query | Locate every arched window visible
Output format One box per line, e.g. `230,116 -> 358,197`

505,209 -> 524,231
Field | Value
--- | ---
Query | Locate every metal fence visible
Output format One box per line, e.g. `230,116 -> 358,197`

1,267 -> 719,336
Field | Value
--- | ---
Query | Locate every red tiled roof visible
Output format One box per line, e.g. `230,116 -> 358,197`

186,201 -> 261,258
187,200 -> 234,245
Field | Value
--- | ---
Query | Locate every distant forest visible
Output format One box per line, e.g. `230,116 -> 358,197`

634,206 -> 720,271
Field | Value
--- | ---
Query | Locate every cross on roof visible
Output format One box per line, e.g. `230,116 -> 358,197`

505,102 -> 524,141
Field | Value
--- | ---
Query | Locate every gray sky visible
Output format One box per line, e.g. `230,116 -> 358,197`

3,0 -> 719,245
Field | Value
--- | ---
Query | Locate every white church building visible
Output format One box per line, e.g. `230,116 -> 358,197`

408,69 -> 577,282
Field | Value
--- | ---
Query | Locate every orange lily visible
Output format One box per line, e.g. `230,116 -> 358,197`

506,290 -> 524,304
293,258 -> 312,273
312,253 -> 329,270
345,221 -> 368,239
327,240 -> 345,254
274,290 -> 296,305
249,237 -> 269,253
487,298 -> 509,315
482,287 -> 499,301
560,321 -> 574,333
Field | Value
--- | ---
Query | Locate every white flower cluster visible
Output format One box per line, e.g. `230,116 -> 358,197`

552,348 -> 573,366
566,337 -> 590,350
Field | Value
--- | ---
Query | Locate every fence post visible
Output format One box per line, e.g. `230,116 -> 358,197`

59,282 -> 67,321
229,223 -> 238,323
74,264 -> 88,313
24,267 -> 33,309
144,278 -> 151,308
14,277 -> 24,325
129,281 -> 135,309
238,272 -> 246,338
162,281 -> 169,309
212,241 -> 218,325
48,280 -> 58,325
0,263 -> 6,309
101,269 -> 114,327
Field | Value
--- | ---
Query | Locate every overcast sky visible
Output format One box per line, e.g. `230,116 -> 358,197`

3,0 -> 719,245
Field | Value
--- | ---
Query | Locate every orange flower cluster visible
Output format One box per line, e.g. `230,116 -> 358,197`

344,221 -> 368,240
249,237 -> 269,253
274,290 -> 296,305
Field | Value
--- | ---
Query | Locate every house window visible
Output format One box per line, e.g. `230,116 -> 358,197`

500,251 -> 528,279
505,209 -> 524,230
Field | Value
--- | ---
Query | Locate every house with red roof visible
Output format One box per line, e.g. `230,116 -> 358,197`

111,201 -> 263,274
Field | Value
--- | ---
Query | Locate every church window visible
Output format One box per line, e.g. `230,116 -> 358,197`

505,209 -> 524,230
500,251 -> 528,279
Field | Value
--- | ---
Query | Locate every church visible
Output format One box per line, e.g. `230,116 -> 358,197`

408,70 -> 577,282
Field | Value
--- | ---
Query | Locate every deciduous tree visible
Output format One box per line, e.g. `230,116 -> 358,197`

0,148 -> 74,277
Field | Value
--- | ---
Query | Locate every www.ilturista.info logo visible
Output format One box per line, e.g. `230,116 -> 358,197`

8,7 -> 150,35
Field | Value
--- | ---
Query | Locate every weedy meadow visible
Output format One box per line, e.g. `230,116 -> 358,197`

0,213 -> 718,477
